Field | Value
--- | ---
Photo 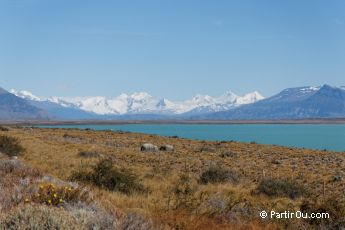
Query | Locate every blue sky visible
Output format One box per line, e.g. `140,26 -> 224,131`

0,0 -> 344,99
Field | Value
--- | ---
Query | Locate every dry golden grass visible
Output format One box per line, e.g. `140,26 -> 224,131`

2,126 -> 345,229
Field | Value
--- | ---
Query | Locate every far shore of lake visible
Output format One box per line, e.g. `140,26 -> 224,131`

1,118 -> 345,126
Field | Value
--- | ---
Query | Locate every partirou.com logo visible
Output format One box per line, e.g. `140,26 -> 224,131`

260,210 -> 330,219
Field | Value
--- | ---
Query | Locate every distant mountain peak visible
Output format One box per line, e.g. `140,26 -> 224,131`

218,91 -> 238,103
319,84 -> 336,90
156,98 -> 167,107
156,98 -> 175,109
234,91 -> 264,105
245,91 -> 264,98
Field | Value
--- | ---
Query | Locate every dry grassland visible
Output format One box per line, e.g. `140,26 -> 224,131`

1,126 -> 345,229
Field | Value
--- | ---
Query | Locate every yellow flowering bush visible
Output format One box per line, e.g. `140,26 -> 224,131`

30,183 -> 91,206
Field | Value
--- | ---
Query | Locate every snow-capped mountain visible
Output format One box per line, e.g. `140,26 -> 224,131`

197,85 -> 345,120
57,96 -> 118,115
10,89 -> 265,116
183,91 -> 264,115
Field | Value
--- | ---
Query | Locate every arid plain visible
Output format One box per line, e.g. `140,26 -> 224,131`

1,126 -> 345,229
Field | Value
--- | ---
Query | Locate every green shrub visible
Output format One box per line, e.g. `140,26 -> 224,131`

257,178 -> 306,199
170,174 -> 198,210
71,159 -> 147,195
199,166 -> 239,184
0,135 -> 24,157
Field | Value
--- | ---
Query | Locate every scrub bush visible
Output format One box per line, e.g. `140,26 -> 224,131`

0,135 -> 24,157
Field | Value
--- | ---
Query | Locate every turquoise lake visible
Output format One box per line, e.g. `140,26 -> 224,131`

41,124 -> 345,152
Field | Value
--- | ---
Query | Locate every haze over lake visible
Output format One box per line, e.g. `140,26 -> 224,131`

41,124 -> 345,152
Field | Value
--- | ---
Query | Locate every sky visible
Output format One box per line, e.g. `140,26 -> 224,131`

0,0 -> 344,100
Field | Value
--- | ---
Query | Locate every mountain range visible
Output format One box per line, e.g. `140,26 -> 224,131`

0,84 -> 344,120
9,89 -> 264,118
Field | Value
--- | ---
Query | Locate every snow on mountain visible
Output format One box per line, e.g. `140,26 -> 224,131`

300,86 -> 321,92
107,94 -> 129,114
10,89 -> 265,115
217,91 -> 238,104
10,89 -> 42,101
126,92 -> 156,113
234,91 -> 264,105
174,94 -> 216,113
265,86 -> 321,103
47,97 -> 78,108
184,91 -> 264,115
63,96 -> 119,115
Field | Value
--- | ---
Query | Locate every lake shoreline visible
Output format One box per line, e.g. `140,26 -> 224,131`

36,123 -> 345,152
2,118 -> 345,126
